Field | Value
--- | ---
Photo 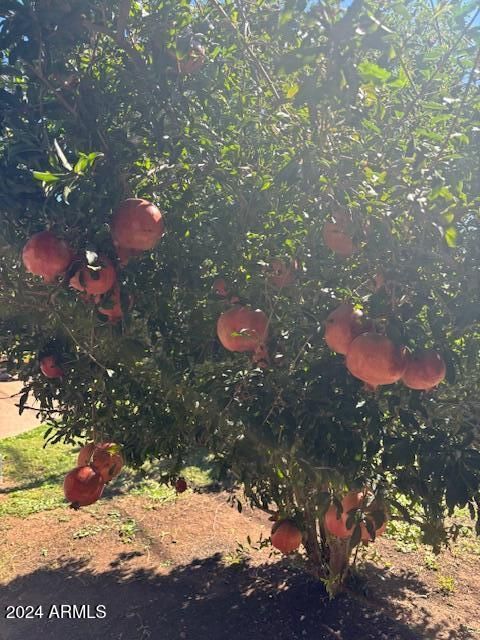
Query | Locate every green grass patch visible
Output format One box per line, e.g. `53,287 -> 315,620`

0,426 -> 216,518
0,426 -> 74,485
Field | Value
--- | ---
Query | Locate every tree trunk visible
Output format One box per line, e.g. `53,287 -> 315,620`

303,516 -> 352,597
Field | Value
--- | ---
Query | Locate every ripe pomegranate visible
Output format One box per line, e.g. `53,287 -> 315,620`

177,43 -> 206,74
70,256 -> 116,297
22,231 -> 73,282
77,442 -> 95,467
324,303 -> 370,355
212,278 -> 229,298
324,504 -> 351,539
63,466 -> 105,509
175,477 -> 188,493
402,349 -> 446,390
271,519 -> 302,554
40,355 -> 64,379
77,442 -> 124,483
217,305 -> 268,353
267,259 -> 296,289
324,491 -> 388,541
346,333 -> 408,389
98,284 -> 124,323
323,222 -> 355,258
111,198 -> 165,252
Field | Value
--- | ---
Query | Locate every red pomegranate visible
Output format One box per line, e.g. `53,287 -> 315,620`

324,303 -> 370,355
212,278 -> 229,298
22,231 -> 73,282
324,491 -> 388,541
323,222 -> 355,258
268,259 -> 296,289
63,466 -> 105,509
346,333 -> 408,389
77,442 -> 124,483
402,350 -> 446,390
271,519 -> 302,554
98,284 -> 124,323
70,256 -> 116,297
111,198 -> 165,252
77,442 -> 95,467
40,355 -> 64,379
175,477 -> 188,493
217,305 -> 268,353
177,43 -> 206,74
324,504 -> 351,539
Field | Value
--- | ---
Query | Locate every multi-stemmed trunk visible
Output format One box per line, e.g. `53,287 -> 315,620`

303,510 -> 352,596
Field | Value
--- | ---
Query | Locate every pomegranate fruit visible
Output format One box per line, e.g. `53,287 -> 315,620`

77,442 -> 95,467
175,477 -> 188,493
217,305 -> 268,353
324,303 -> 370,355
177,43 -> 206,74
98,284 -> 124,323
271,519 -> 302,554
324,504 -> 351,539
324,491 -> 388,542
40,355 -> 64,379
63,466 -> 105,509
323,222 -> 355,258
77,442 -> 124,483
212,278 -> 229,298
402,349 -> 446,390
22,231 -> 73,282
346,333 -> 408,389
268,259 -> 296,289
70,256 -> 116,297
111,198 -> 165,252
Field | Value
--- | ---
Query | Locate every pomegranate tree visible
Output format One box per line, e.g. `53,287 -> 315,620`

1,0 -> 479,602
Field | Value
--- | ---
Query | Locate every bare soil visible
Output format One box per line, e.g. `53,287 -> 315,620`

1,490 -> 478,640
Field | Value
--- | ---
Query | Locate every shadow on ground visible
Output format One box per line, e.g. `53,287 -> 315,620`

1,552 -> 449,640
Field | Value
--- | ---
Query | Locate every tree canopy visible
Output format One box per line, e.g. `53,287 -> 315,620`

1,0 -> 480,589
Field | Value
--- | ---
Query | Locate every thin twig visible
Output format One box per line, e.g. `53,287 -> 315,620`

208,0 -> 281,100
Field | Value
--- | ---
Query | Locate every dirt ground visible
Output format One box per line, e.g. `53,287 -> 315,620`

0,381 -> 41,439
1,490 -> 478,640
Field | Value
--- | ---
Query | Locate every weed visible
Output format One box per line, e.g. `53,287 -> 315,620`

438,575 -> 456,595
118,518 -> 138,543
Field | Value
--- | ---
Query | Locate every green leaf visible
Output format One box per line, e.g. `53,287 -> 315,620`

444,226 -> 457,248
357,60 -> 391,85
32,171 -> 61,183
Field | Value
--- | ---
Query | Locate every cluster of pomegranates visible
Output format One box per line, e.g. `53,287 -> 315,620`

325,303 -> 446,391
21,198 -> 164,329
270,489 -> 388,554
63,442 -> 124,509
